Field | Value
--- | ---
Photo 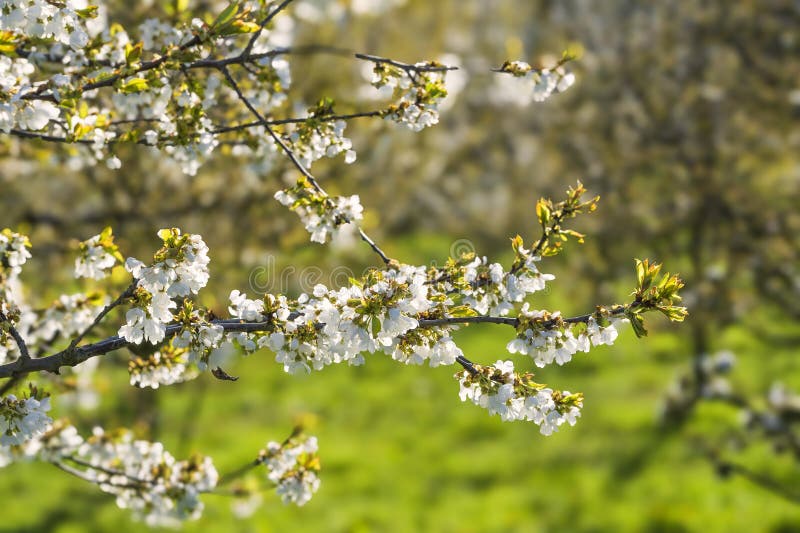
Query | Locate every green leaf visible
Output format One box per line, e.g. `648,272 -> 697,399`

120,78 -> 149,94
627,310 -> 648,338
448,306 -> 479,318
536,198 -> 551,227
76,6 -> 99,19
212,2 -> 239,28
125,42 -> 143,65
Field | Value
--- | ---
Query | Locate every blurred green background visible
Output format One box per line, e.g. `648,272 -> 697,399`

1,0 -> 799,531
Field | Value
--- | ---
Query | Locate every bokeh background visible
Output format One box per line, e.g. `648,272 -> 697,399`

2,0 -> 800,531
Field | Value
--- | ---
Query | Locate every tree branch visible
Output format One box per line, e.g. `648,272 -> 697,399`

0,302 -> 634,380
65,281 -> 137,353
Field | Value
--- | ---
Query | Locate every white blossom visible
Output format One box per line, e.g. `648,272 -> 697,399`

263,435 -> 321,506
0,394 -> 52,446
75,233 -> 118,280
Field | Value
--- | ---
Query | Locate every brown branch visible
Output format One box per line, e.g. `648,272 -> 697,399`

1,311 -> 31,361
355,53 -> 458,73
0,300 -> 635,380
65,281 -> 137,353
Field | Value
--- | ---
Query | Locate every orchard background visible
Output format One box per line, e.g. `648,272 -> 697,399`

1,0 -> 799,531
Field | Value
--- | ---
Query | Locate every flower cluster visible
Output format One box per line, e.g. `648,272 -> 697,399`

452,248 -> 555,316
456,360 -> 583,435
0,0 -> 90,49
36,292 -> 109,341
0,1 -> 90,135
119,228 -> 210,345
261,434 -> 321,506
1,417 -> 219,525
0,228 -> 32,278
0,229 -> 32,363
74,227 -> 121,280
0,412 -> 319,525
172,300 -> 225,371
507,306 -> 626,368
258,264 -> 453,374
274,178 -> 364,243
0,57 -> 61,133
128,345 -> 194,389
497,60 -> 576,102
368,60 -> 449,131
0,419 -> 79,467
0,386 -> 51,446
287,101 -> 357,168
65,427 -> 218,527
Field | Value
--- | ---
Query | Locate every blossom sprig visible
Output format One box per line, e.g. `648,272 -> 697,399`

36,292 -> 110,342
358,53 -> 455,131
456,359 -> 583,435
74,226 -> 123,280
0,411 -> 321,524
494,49 -> 577,102
0,384 -> 51,446
1,1 -> 294,172
119,228 -> 211,345
128,344 -> 195,389
54,426 -> 219,527
0,190 -> 686,449
286,98 -> 357,167
0,228 -> 32,278
171,299 -> 224,371
259,432 -> 321,506
274,177 -> 364,244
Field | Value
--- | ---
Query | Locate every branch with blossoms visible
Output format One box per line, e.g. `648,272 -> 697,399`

1,0 -> 575,173
0,184 -> 686,418
0,0 -> 677,527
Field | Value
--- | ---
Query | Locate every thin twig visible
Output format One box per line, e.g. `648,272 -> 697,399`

355,53 -> 458,72
50,460 -> 146,490
66,281 -> 137,353
218,458 -> 263,486
241,0 -> 296,59
63,455 -> 150,485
